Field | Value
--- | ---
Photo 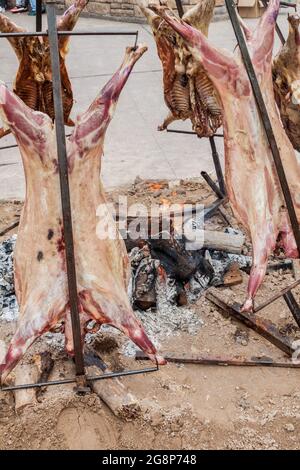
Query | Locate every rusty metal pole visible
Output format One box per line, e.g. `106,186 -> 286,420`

36,0 -> 43,32
175,0 -> 184,18
46,1 -> 86,382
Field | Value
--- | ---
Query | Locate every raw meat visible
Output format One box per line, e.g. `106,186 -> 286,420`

149,1 -> 300,311
0,0 -> 88,139
138,0 -> 222,136
273,13 -> 300,151
0,45 -> 165,382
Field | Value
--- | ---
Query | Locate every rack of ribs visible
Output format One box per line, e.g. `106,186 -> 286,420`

273,13 -> 300,152
0,44 -> 165,383
138,0 -> 222,136
149,0 -> 300,311
0,0 -> 88,140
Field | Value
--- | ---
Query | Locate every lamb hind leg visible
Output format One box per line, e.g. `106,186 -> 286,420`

0,303 -> 67,384
158,112 -> 178,131
242,232 -> 277,312
79,290 -> 166,365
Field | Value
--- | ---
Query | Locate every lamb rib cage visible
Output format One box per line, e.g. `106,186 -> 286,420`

0,0 -> 89,140
138,0 -> 222,137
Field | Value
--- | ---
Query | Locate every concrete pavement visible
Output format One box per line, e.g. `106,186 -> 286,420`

0,11 -> 291,199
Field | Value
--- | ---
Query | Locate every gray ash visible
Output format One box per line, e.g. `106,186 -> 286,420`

0,235 -> 19,322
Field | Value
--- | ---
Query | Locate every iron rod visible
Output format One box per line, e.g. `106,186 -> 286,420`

209,136 -> 226,196
0,220 -> 19,237
0,366 -> 158,392
254,279 -> 300,313
166,129 -> 224,138
36,0 -> 43,32
225,0 -> 300,256
283,291 -> 300,328
0,31 -> 139,38
136,351 -> 300,368
47,3 -> 85,377
175,0 -> 184,18
201,171 -> 224,199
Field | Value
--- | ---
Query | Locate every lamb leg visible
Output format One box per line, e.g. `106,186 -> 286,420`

242,232 -> 276,312
0,13 -> 26,59
0,299 -> 67,384
0,81 -> 52,155
71,45 -> 148,150
57,0 -> 89,54
158,111 -> 178,131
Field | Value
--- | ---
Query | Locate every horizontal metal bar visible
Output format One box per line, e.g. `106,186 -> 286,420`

167,129 -> 224,138
136,351 -> 300,368
0,365 -> 158,392
254,278 -> 300,313
0,30 -> 139,38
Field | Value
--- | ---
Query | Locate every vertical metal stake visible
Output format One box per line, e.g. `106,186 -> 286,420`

209,136 -> 226,196
283,291 -> 300,328
36,0 -> 43,32
175,0 -> 184,18
46,1 -> 85,377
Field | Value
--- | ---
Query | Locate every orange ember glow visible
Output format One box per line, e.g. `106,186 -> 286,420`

149,182 -> 164,191
157,265 -> 167,280
160,198 -> 171,207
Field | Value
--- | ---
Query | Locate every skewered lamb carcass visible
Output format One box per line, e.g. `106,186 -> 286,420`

273,13 -> 300,152
149,0 -> 300,311
138,0 -> 222,136
0,0 -> 88,139
0,44 -> 165,383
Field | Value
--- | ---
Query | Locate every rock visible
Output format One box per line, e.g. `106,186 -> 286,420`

284,423 -> 295,432
134,176 -> 143,185
168,180 -> 182,190
234,327 -> 249,346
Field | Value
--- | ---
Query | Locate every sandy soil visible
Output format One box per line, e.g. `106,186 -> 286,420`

0,179 -> 300,450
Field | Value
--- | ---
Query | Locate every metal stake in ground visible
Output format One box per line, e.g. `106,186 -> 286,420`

46,1 -> 85,380
36,0 -> 43,33
175,0 -> 184,18
225,0 -> 300,255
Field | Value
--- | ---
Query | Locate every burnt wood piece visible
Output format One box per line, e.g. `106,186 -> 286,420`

87,365 -> 142,420
133,256 -> 157,310
222,262 -> 243,287
33,351 -> 54,398
206,289 -> 295,356
150,234 -> 213,282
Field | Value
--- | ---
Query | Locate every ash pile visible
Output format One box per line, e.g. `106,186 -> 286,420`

0,235 -> 18,322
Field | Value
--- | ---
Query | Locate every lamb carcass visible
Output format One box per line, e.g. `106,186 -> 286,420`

149,0 -> 300,311
0,0 -> 88,139
273,13 -> 300,152
0,45 -> 165,383
138,0 -> 222,136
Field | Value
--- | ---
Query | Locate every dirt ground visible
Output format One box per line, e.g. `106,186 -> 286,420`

1,179 -> 300,450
